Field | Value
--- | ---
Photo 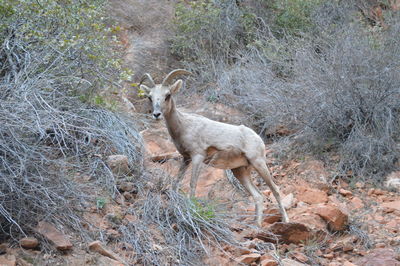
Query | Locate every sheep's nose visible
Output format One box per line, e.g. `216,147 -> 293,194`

153,112 -> 161,119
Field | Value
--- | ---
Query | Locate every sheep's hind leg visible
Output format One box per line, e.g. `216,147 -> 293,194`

232,166 -> 264,227
251,158 -> 289,223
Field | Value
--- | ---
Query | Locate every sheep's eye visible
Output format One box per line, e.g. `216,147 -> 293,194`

165,94 -> 171,101
148,96 -> 152,102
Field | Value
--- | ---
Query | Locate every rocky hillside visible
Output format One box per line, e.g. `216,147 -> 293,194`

1,0 -> 400,266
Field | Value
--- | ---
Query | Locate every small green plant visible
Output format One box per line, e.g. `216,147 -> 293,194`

189,197 -> 216,221
96,198 -> 107,209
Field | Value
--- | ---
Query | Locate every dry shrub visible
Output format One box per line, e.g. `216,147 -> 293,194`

118,171 -> 238,265
174,1 -> 400,180
0,0 -> 143,240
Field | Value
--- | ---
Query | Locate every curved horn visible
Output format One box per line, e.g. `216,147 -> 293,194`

139,73 -> 156,88
161,69 -> 192,86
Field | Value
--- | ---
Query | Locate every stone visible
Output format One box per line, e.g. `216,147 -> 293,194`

381,201 -> 400,211
314,204 -> 348,231
97,256 -> 125,266
0,255 -> 16,266
0,243 -> 7,255
237,253 -> 261,264
19,237 -> 39,249
281,258 -> 308,266
350,197 -> 364,210
260,256 -> 278,266
297,187 -> 328,204
356,248 -> 400,266
118,182 -> 135,192
36,221 -> 72,250
263,208 -> 282,224
106,155 -> 130,176
290,208 -> 327,232
88,241 -> 123,263
282,193 -> 295,209
292,251 -> 309,263
260,254 -> 277,266
257,222 -> 312,244
343,261 -> 356,266
385,171 -> 400,191
339,188 -> 352,197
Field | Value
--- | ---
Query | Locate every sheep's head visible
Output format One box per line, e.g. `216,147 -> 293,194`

139,69 -> 191,120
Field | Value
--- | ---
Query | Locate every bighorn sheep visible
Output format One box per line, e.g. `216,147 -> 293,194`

140,69 -> 289,226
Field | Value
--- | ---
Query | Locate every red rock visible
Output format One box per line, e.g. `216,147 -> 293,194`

381,200 -> 400,211
323,253 -> 334,259
350,197 -> 364,209
237,253 -> 261,264
343,261 -> 356,266
260,259 -> 278,266
0,255 -> 16,266
339,188 -> 352,197
387,220 -> 399,231
257,222 -> 312,244
314,204 -> 348,231
263,208 -> 282,224
297,187 -> 328,204
260,254 -> 277,266
376,243 -> 386,248
19,237 -> 39,249
36,221 -> 72,250
372,188 -> 385,195
356,248 -> 400,266
292,251 -> 308,263
290,209 -> 327,232
97,256 -> 125,266
89,241 -> 123,263
281,258 -> 308,266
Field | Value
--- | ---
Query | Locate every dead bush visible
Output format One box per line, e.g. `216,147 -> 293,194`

174,1 -> 400,180
0,0 -> 143,240
118,171 -> 238,265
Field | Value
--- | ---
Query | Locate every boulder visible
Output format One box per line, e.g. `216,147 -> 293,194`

106,155 -> 130,176
314,204 -> 348,231
19,237 -> 39,249
36,221 -> 72,251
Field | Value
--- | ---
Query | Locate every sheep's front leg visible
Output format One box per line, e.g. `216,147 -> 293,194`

172,157 -> 191,191
189,154 -> 205,198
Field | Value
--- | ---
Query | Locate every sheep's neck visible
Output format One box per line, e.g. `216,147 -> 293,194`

163,98 -> 184,142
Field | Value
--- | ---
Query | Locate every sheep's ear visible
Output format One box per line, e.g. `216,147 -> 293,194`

140,84 -> 151,95
170,80 -> 182,94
